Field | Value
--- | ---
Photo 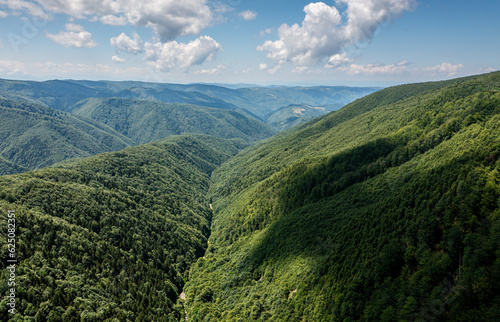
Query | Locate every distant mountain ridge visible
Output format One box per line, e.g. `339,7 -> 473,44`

70,97 -> 275,144
0,78 -> 379,120
0,78 -> 377,175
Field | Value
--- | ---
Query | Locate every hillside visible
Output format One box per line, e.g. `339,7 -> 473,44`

70,98 -> 275,144
184,72 -> 500,321
0,134 -> 247,320
265,104 -> 335,131
0,79 -> 101,112
0,98 -> 135,175
0,78 -> 377,124
234,86 -> 379,119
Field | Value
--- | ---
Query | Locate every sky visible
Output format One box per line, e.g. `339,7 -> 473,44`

0,0 -> 498,86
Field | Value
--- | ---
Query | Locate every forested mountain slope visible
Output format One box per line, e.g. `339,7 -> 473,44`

0,78 -> 377,124
265,104 -> 331,131
0,134 -> 246,320
0,79 -> 101,112
0,98 -> 134,175
184,72 -> 500,321
70,98 -> 275,144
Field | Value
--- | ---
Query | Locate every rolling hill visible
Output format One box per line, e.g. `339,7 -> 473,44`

184,72 -> 500,321
70,98 -> 276,144
0,134 -> 246,320
0,98 -> 135,175
265,104 -> 335,131
0,78 -> 378,124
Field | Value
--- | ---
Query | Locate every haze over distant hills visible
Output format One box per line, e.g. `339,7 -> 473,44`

0,78 -> 377,175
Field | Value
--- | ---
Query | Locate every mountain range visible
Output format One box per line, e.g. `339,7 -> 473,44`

0,72 -> 499,320
0,79 -> 377,175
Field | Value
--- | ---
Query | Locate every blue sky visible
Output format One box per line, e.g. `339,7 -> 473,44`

0,0 -> 498,86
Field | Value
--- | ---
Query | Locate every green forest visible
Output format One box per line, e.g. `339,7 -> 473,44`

0,134 -> 246,320
0,72 -> 499,320
185,72 -> 500,321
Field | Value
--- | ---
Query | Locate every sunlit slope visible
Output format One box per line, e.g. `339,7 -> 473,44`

185,72 -> 500,321
0,134 -> 246,321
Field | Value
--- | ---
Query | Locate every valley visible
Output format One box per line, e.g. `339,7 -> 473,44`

0,72 -> 499,320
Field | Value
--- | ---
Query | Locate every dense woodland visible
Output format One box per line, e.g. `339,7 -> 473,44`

185,72 -> 500,321
0,134 -> 246,320
0,72 -> 499,320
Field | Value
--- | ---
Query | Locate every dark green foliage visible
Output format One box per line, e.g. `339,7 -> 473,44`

70,98 -> 275,144
0,98 -> 134,175
184,72 -> 500,321
1,73 -> 499,321
0,134 -> 244,321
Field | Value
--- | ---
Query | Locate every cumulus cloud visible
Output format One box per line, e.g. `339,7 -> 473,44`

112,55 -> 126,63
34,0 -> 213,42
258,0 -> 415,66
144,35 -> 222,72
423,62 -> 464,76
259,63 -> 268,70
110,32 -> 144,54
340,60 -> 411,75
267,65 -> 281,75
64,23 -> 84,32
100,14 -> 127,26
194,64 -> 226,75
325,53 -> 354,68
239,10 -> 257,21
0,0 -> 50,19
45,24 -> 97,48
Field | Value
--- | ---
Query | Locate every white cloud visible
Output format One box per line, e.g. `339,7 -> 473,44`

64,23 -> 84,32
423,62 -> 464,76
110,32 -> 144,54
0,0 -> 50,19
0,10 -> 7,18
259,63 -> 268,70
34,0 -> 213,42
144,35 -> 222,72
100,14 -> 127,26
267,65 -> 281,75
325,53 -> 354,68
239,10 -> 257,21
341,60 -> 411,75
112,55 -> 126,63
258,0 -> 414,66
194,64 -> 226,75
0,59 -> 26,75
292,66 -> 308,74
45,24 -> 97,48
259,28 -> 273,37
